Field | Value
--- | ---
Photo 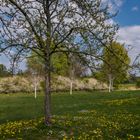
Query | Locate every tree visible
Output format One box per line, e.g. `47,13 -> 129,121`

51,52 -> 69,76
27,51 -> 87,77
0,0 -> 117,125
27,51 -> 87,95
26,53 -> 44,76
100,42 -> 130,92
26,53 -> 43,98
0,64 -> 9,77
67,52 -> 88,95
26,52 -> 70,76
132,53 -> 140,77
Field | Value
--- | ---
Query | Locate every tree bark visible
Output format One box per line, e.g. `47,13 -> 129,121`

108,74 -> 114,92
44,64 -> 51,125
34,83 -> 37,99
70,81 -> 73,95
111,78 -> 114,91
108,74 -> 112,93
44,0 -> 52,126
34,75 -> 37,99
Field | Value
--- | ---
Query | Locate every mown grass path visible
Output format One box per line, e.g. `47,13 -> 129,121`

0,91 -> 140,139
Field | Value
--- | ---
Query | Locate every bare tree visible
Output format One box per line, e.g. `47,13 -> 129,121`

0,0 -> 117,125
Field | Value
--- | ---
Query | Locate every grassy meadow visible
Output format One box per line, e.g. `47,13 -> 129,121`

0,91 -> 140,139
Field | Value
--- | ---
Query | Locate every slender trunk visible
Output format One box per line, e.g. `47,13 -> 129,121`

34,84 -> 37,99
70,81 -> 73,95
44,0 -> 52,125
70,66 -> 74,95
111,78 -> 114,91
69,53 -> 74,95
44,64 -> 51,125
108,74 -> 111,93
34,76 -> 37,99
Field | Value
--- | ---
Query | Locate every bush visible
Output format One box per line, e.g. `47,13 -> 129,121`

136,80 -> 140,88
40,81 -> 45,90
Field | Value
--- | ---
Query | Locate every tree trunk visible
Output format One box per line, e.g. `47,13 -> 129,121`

108,74 -> 112,93
34,84 -> 37,99
44,0 -> 52,126
111,78 -> 114,91
69,53 -> 74,95
44,66 -> 51,125
108,74 -> 114,92
70,81 -> 73,95
34,76 -> 37,99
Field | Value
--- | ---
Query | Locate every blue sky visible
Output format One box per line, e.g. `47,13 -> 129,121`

112,0 -> 140,65
115,0 -> 140,26
0,0 -> 140,70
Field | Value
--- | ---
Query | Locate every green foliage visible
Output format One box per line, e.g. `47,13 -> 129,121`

93,71 -> 105,82
136,80 -> 140,88
40,81 -> 45,91
0,64 -> 10,77
26,51 -> 69,76
98,42 -> 130,85
26,52 -> 45,75
26,51 -> 87,77
52,53 -> 69,76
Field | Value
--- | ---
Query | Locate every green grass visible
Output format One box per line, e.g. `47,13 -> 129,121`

0,90 -> 140,139
118,83 -> 136,89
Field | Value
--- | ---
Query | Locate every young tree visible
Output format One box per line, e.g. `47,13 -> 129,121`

27,51 -> 87,95
0,0 -> 117,125
132,54 -> 140,76
101,42 -> 130,92
0,64 -> 9,77
51,53 -> 69,76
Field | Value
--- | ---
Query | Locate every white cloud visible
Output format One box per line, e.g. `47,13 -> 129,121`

132,6 -> 139,11
117,25 -> 140,63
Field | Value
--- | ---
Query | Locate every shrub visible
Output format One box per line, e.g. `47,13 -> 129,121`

40,81 -> 45,90
136,80 -> 140,88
